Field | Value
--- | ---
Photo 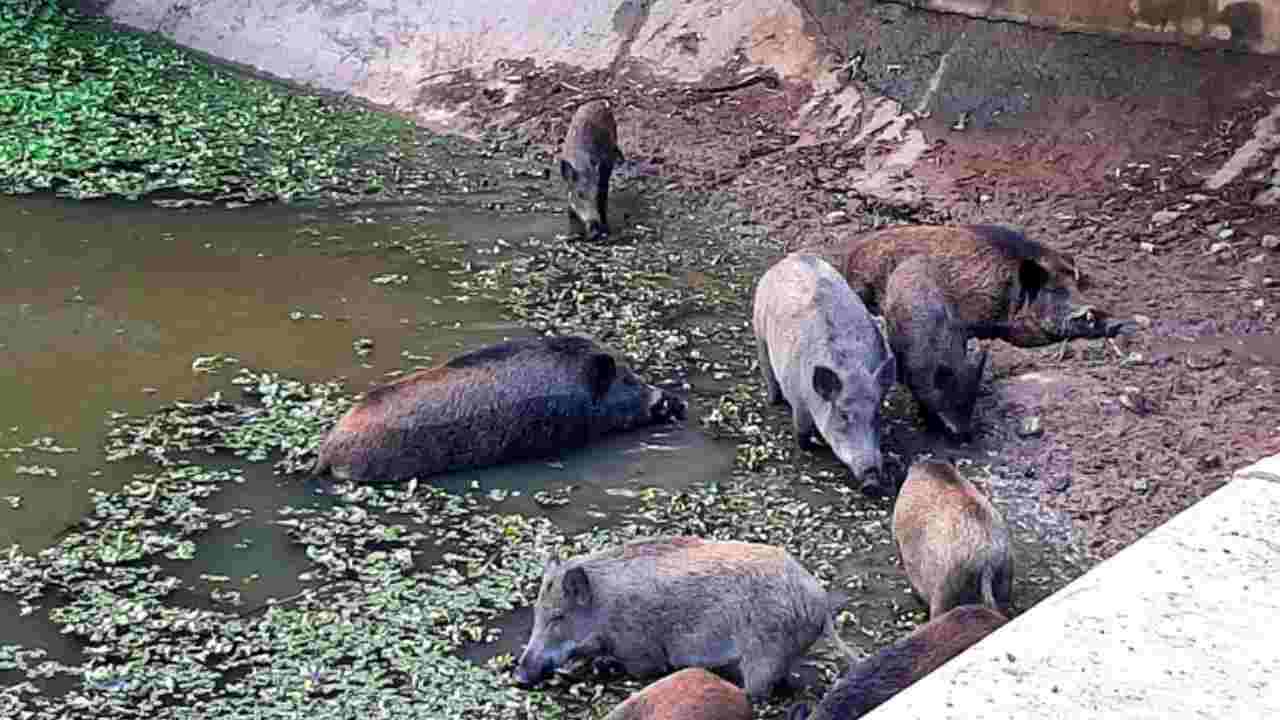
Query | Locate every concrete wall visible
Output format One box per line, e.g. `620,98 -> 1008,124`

85,0 -> 1280,207
905,0 -> 1280,55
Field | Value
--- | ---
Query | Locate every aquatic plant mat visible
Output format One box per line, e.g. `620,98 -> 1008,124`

0,180 -> 1093,718
0,1 -> 415,203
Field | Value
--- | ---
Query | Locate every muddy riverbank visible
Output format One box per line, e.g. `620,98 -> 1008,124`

2,2 -> 1277,719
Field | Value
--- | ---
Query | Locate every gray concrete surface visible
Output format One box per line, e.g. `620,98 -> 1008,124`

863,453 -> 1280,720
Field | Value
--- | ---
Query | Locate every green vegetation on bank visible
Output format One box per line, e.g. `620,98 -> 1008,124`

0,1 -> 412,201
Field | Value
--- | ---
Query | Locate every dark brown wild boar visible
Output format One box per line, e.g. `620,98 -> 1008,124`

514,536 -> 853,703
809,224 -> 1130,347
604,668 -> 753,720
892,460 -> 1014,619
883,255 -> 987,441
561,100 -> 624,240
312,336 -> 685,483
786,605 -> 1008,720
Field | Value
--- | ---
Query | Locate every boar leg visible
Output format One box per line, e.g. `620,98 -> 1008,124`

566,207 -> 586,238
792,406 -> 817,450
756,338 -> 783,405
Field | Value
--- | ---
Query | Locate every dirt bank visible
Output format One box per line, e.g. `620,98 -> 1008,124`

420,5 -> 1280,558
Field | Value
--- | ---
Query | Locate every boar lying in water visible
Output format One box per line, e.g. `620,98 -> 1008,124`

883,255 -> 988,441
754,253 -> 896,496
561,100 -> 624,240
892,460 -> 1014,619
312,336 -> 685,483
604,668 -> 753,720
787,605 -> 1008,720
809,224 -> 1130,348
514,536 -> 853,703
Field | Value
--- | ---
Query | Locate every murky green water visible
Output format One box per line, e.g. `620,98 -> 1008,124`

0,192 -> 734,689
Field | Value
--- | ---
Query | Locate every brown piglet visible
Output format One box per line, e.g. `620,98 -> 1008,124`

605,668 -> 753,720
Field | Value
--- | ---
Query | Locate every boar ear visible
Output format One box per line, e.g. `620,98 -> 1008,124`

812,365 -> 843,402
562,566 -> 593,607
587,353 -> 617,401
560,159 -> 577,183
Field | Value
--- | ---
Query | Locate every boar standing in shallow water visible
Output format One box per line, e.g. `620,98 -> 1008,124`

604,668 -> 753,720
809,224 -> 1130,348
892,460 -> 1014,619
883,255 -> 988,441
514,536 -> 853,703
312,336 -> 685,483
786,605 -> 1008,720
753,253 -> 896,496
561,100 -> 624,240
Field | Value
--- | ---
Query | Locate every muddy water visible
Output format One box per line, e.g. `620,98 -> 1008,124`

0,192 -> 734,685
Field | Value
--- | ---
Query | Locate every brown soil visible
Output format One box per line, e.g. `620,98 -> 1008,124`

428,61 -> 1279,560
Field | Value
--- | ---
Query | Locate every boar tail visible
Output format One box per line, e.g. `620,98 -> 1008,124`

980,563 -> 998,611
823,614 -> 857,663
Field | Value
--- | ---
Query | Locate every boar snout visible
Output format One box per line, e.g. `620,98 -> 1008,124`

856,465 -> 892,498
513,647 -> 551,688
649,388 -> 687,423
1106,318 -> 1137,337
587,218 -> 609,240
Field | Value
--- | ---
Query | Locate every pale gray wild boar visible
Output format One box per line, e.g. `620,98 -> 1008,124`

312,335 -> 686,483
786,605 -> 1008,720
561,100 -> 624,240
808,224 -> 1131,348
604,668 -> 753,720
892,460 -> 1014,618
753,253 -> 897,496
883,255 -> 988,441
514,536 -> 853,703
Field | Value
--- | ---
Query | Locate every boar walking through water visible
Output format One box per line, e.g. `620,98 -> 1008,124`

892,460 -> 1014,619
513,536 -> 854,703
604,668 -> 753,720
808,224 -> 1131,348
312,335 -> 685,483
561,100 -> 624,240
883,255 -> 988,441
753,253 -> 896,496
786,605 -> 1008,720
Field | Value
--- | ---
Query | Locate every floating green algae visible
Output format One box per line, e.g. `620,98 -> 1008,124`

0,1 -> 412,202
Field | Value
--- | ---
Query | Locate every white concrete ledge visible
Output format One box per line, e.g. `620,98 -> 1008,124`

864,454 -> 1280,720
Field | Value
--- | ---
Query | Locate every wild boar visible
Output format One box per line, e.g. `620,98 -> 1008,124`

561,100 -> 624,240
892,460 -> 1014,619
809,224 -> 1130,348
753,253 -> 897,496
312,335 -> 685,483
882,255 -> 987,441
786,605 -> 1008,720
604,668 -> 753,720
513,536 -> 853,703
